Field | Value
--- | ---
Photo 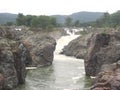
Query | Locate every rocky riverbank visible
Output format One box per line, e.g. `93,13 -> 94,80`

0,38 -> 26,90
61,28 -> 120,90
61,32 -> 92,58
0,26 -> 59,90
84,31 -> 120,90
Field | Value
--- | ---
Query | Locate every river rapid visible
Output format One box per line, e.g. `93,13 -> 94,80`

15,29 -> 91,90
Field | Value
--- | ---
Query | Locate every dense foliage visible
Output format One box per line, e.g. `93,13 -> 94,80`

16,13 -> 57,29
0,12 -> 104,25
64,17 -> 80,27
2,11 -> 120,29
90,11 -> 120,28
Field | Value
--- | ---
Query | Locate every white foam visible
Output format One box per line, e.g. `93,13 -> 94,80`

72,76 -> 81,80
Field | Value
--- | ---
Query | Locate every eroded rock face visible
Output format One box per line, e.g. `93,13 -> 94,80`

0,26 -> 57,89
22,34 -> 56,66
84,33 -> 110,76
84,32 -> 120,90
91,61 -> 120,90
61,33 -> 92,59
0,38 -> 27,90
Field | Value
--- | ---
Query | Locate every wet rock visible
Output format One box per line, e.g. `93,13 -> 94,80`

22,34 -> 56,66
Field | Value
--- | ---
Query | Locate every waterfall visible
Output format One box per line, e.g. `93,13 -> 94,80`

55,28 -> 79,54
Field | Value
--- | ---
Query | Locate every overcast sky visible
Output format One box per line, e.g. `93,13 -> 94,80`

0,0 -> 120,15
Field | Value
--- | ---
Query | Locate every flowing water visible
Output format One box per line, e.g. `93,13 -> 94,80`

15,29 -> 91,90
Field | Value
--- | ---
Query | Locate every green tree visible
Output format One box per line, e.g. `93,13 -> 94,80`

65,17 -> 72,27
25,15 -> 33,26
16,13 -> 25,26
31,16 -> 38,27
92,11 -> 120,28
6,22 -> 14,26
74,20 -> 80,27
16,14 -> 58,30
38,16 -> 51,29
51,17 -> 57,27
110,11 -> 120,28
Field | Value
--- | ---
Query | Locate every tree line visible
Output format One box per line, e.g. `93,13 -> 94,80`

16,13 -> 58,29
16,13 -> 81,28
89,10 -> 120,28
7,11 -> 120,29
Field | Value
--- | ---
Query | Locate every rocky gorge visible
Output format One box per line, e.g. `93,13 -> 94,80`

61,28 -> 120,90
0,26 -> 58,90
1,26 -> 120,90
85,32 -> 120,90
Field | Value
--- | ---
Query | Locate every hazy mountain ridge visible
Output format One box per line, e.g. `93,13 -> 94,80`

70,11 -> 104,22
0,13 -> 17,24
0,11 -> 104,24
52,11 -> 104,23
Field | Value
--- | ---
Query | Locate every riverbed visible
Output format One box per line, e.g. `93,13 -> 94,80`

15,31 -> 91,90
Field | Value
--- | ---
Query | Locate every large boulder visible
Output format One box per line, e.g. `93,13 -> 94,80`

0,38 -> 27,90
22,34 -> 56,67
61,33 -> 92,59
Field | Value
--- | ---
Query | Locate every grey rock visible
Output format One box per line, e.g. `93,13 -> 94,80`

0,38 -> 27,90
22,34 -> 56,66
61,33 -> 92,59
84,33 -> 110,76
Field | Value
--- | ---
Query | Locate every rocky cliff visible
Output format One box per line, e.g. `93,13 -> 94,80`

84,32 -> 120,90
85,33 -> 110,76
22,34 -> 56,67
0,38 -> 27,90
0,26 -> 57,89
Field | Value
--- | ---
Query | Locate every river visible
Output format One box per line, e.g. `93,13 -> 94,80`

15,29 -> 91,90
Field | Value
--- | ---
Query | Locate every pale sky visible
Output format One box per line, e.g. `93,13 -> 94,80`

0,0 -> 120,15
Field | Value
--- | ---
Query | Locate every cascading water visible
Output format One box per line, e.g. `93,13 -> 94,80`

15,28 -> 91,90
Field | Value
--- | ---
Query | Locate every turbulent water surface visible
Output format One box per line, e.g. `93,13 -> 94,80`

15,30 -> 91,90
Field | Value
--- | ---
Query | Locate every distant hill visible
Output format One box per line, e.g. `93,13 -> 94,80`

0,11 -> 104,25
52,11 -> 104,24
0,13 -> 17,24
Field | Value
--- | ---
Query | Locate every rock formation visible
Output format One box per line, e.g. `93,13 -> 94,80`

84,32 -> 120,90
85,33 -> 110,76
22,34 -> 56,67
0,38 -> 27,90
0,26 -> 57,89
61,33 -> 92,59
0,26 -> 56,67
91,61 -> 120,90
